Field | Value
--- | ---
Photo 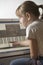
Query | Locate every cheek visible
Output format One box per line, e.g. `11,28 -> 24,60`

19,17 -> 28,27
23,18 -> 28,25
20,18 -> 24,24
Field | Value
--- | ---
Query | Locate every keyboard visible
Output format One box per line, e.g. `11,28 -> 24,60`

0,36 -> 25,48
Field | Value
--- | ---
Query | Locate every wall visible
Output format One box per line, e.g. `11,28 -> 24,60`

0,0 -> 43,19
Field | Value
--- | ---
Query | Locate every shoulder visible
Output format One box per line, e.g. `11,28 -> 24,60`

26,20 -> 39,31
26,20 -> 43,36
26,19 -> 43,39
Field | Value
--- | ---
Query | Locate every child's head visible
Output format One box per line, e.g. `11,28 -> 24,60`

16,1 -> 43,27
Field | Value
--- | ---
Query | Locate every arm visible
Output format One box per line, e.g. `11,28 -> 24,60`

25,25 -> 39,59
20,39 -> 38,59
10,39 -> 38,59
11,40 -> 30,47
29,39 -> 38,59
16,40 -> 30,46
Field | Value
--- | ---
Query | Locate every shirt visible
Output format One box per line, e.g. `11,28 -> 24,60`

26,19 -> 43,56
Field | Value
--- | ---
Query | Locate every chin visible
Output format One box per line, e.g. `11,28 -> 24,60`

24,25 -> 27,28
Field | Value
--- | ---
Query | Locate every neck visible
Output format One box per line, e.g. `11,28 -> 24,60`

26,16 -> 38,28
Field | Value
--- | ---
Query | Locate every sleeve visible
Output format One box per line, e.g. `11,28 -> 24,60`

26,26 -> 36,39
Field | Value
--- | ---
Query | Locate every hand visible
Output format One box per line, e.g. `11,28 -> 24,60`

9,41 -> 19,47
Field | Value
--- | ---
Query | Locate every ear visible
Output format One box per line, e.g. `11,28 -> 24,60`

26,12 -> 31,21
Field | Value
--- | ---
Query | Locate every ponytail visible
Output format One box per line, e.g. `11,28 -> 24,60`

38,5 -> 43,19
39,5 -> 43,8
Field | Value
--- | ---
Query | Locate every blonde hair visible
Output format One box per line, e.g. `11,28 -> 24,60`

16,1 -> 43,19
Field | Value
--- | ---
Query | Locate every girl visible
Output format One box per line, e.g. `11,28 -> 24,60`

10,1 -> 43,65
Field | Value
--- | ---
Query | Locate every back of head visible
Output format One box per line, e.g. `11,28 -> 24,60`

16,1 -> 43,19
